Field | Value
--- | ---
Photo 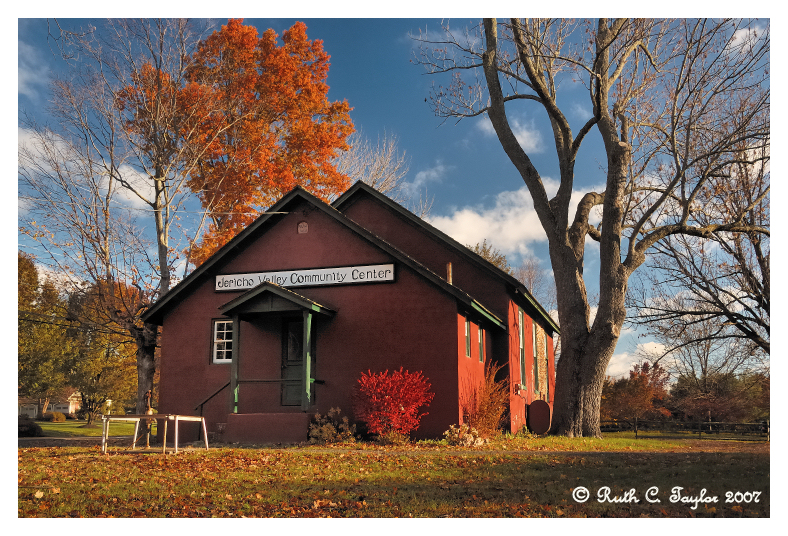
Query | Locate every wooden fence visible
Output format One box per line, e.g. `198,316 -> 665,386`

600,419 -> 769,441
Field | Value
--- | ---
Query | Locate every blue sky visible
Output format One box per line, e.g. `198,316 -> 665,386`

17,16 -> 688,377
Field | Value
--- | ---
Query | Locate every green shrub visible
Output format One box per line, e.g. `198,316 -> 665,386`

18,415 -> 43,437
308,407 -> 356,444
50,411 -> 66,422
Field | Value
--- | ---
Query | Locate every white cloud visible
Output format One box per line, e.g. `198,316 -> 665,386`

428,176 -> 607,264
113,165 -> 155,210
606,351 -> 638,379
730,23 -> 766,51
477,115 -> 544,153
19,126 -> 154,212
606,340 -> 669,378
18,39 -> 50,101
428,186 -> 546,258
402,160 -> 451,198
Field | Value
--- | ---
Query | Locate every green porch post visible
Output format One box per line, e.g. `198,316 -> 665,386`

301,310 -> 312,411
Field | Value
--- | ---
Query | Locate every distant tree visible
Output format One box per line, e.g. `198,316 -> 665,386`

467,239 -> 513,275
600,362 -> 671,423
636,315 -> 767,388
669,371 -> 768,423
64,283 -> 138,426
18,252 -> 71,417
512,255 -> 556,312
335,130 -> 409,200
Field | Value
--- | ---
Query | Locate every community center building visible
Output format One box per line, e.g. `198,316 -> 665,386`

142,182 -> 559,443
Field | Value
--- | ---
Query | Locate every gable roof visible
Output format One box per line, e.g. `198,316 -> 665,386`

333,181 -> 559,333
141,186 -> 505,331
219,281 -> 336,318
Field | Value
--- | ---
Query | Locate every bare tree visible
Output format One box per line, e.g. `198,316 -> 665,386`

628,144 -> 769,354
335,129 -> 410,201
20,19 -> 220,413
512,255 -> 557,313
415,18 -> 769,436
467,239 -> 513,274
334,129 -> 433,217
636,315 -> 768,422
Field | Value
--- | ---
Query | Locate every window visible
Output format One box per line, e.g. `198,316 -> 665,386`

465,318 -> 471,357
518,308 -> 525,386
212,320 -> 233,363
478,326 -> 484,363
533,322 -> 540,393
544,331 -> 549,399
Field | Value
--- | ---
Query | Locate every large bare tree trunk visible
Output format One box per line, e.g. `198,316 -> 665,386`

132,322 -> 159,415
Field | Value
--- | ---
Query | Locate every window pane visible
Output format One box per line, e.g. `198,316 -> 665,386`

479,327 -> 484,362
213,320 -> 233,362
465,319 -> 471,357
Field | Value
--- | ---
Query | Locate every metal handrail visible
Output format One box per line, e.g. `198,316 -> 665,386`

194,381 -> 230,413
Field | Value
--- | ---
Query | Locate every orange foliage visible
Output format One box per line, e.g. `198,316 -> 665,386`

115,63 -> 183,160
185,20 -> 354,265
601,362 -> 672,422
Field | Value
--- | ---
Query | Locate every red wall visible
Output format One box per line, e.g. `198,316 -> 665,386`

340,191 -> 557,435
456,315 -> 489,426
158,197 -> 462,441
340,193 -> 512,319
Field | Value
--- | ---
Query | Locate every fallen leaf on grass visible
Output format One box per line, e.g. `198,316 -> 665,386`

34,491 -> 44,499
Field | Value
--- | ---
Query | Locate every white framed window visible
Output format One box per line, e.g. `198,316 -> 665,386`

478,326 -> 484,363
533,322 -> 540,393
544,331 -> 549,398
465,318 -> 471,357
518,308 -> 526,386
212,320 -> 233,363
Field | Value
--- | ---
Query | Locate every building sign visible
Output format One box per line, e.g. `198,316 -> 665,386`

215,264 -> 395,292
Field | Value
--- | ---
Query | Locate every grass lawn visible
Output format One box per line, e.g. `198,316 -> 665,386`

36,420 -> 142,438
18,435 -> 768,518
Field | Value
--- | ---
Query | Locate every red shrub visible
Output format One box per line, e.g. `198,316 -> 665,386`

353,367 -> 435,437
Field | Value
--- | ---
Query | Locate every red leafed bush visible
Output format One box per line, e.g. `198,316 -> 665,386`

353,367 -> 435,437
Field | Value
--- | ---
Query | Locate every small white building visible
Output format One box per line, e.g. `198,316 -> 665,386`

18,391 -> 82,418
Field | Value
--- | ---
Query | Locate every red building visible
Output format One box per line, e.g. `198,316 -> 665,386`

142,182 -> 558,443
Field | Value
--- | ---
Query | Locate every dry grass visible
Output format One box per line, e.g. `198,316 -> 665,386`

18,436 -> 768,518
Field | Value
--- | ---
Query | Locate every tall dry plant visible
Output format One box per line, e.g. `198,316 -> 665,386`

460,361 -> 510,437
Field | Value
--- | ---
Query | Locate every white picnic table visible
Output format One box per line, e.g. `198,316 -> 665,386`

100,414 -> 209,454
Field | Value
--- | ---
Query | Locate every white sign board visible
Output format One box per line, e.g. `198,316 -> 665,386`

215,264 -> 395,292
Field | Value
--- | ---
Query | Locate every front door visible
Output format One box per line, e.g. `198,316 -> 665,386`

281,320 -> 303,406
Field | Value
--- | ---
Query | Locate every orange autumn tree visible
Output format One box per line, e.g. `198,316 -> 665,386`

185,19 -> 354,266
601,362 -> 671,423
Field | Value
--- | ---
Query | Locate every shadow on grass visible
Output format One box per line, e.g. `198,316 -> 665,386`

18,443 -> 769,518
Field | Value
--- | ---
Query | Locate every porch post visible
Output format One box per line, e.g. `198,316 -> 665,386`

301,310 -> 312,411
230,314 -> 240,414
